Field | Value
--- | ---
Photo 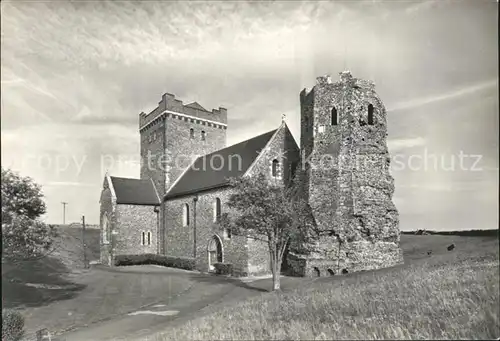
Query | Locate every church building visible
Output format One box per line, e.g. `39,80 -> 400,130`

99,71 -> 403,277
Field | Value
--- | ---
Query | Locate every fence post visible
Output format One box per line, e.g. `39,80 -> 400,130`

82,215 -> 88,269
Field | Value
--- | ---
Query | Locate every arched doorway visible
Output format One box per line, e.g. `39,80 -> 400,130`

207,235 -> 223,272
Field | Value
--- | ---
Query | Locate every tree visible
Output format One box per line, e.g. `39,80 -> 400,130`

220,172 -> 310,291
1,168 -> 56,263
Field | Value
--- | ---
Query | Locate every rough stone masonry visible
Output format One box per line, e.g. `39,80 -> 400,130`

288,71 -> 404,277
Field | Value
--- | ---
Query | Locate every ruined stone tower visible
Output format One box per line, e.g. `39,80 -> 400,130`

288,71 -> 403,277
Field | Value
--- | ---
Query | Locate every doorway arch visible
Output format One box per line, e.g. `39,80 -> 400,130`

207,235 -> 223,272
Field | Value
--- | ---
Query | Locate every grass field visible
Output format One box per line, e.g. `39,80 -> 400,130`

153,233 -> 500,340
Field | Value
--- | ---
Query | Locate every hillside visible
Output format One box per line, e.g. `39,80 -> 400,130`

2,226 -> 100,309
50,225 -> 101,269
155,234 -> 500,340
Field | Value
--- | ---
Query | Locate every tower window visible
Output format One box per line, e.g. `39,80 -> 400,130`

272,159 -> 279,177
368,104 -> 374,125
289,161 -> 298,181
201,131 -> 206,141
304,116 -> 309,132
331,106 -> 338,125
182,203 -> 190,227
147,231 -> 151,245
190,128 -> 194,139
213,198 -> 221,223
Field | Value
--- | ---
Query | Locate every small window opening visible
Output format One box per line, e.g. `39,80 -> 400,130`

272,159 -> 279,177
313,267 -> 321,277
368,104 -> 374,125
290,162 -> 298,181
331,107 -> 338,125
327,269 -> 335,276
213,198 -> 221,223
201,130 -> 206,141
183,204 -> 190,227
190,128 -> 194,139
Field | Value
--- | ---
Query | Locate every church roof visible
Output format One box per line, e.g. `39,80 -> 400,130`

184,102 -> 208,112
109,176 -> 161,206
165,128 -> 278,199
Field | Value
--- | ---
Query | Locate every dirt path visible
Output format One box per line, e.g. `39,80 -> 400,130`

18,265 -> 195,340
55,274 -> 314,341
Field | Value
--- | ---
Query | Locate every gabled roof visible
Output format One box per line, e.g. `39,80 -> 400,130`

109,176 -> 160,206
184,102 -> 208,112
165,128 -> 279,199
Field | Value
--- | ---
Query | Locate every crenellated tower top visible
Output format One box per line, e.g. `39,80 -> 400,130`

139,92 -> 227,132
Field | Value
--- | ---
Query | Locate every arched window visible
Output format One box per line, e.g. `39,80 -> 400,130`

213,198 -> 221,223
271,159 -> 279,177
368,104 -> 374,125
102,214 -> 110,244
190,128 -> 194,139
331,106 -> 338,125
182,203 -> 190,227
201,131 -> 206,141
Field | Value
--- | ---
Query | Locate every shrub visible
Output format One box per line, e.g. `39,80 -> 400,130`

213,262 -> 233,275
114,254 -> 195,270
151,254 -> 196,270
2,309 -> 25,341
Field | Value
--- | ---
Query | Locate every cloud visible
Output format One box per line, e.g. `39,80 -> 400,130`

388,137 -> 426,151
43,182 -> 98,188
388,79 -> 497,112
1,0 -> 497,228
404,0 -> 439,14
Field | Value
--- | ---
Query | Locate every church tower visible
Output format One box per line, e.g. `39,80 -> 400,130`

290,71 -> 403,276
139,94 -> 227,255
139,93 -> 227,198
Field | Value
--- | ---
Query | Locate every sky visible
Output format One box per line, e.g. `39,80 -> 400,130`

1,0 -> 498,230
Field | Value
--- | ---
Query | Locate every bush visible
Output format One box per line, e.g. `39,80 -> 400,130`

2,309 -> 25,341
114,254 -> 196,270
213,262 -> 233,275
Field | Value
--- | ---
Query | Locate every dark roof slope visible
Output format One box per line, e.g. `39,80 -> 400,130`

184,102 -> 208,112
110,177 -> 160,205
165,129 -> 278,199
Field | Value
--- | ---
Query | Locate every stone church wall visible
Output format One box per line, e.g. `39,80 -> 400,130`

114,204 -> 159,256
165,188 -> 250,275
99,179 -> 114,266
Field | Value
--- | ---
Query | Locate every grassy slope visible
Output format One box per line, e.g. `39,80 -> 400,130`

155,234 -> 500,340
